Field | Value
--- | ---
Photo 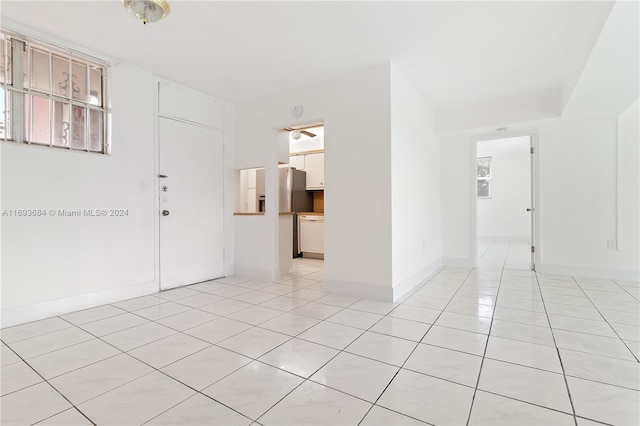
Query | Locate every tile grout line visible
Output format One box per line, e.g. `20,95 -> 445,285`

570,278 -> 640,363
536,273 -> 579,426
190,276 -> 640,421
358,267 -> 476,425
2,256 -> 636,425
253,320 -> 371,424
612,278 -> 640,303
1,337 -> 98,426
464,238 -> 509,426
9,311 -> 256,425
192,270 -> 367,423
68,311 -> 269,425
261,264 -> 471,425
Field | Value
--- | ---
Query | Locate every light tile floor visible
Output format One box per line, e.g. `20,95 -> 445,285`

1,245 -> 639,425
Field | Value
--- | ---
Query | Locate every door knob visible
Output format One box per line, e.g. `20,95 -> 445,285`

162,210 -> 170,216
526,208 -> 533,212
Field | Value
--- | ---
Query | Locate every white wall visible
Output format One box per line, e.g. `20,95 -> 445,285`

1,63 -> 158,326
562,0 -> 639,119
390,65 -> 441,298
617,100 -> 639,270
234,63 -> 394,299
439,1 -> 639,280
440,132 -> 474,266
1,24 -> 235,326
440,115 -> 639,280
477,136 -> 531,239
537,118 -> 634,278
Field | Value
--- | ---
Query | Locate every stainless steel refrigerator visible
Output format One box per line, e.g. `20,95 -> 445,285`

255,166 -> 313,256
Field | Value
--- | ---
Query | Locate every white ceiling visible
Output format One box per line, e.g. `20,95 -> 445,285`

1,1 -> 615,110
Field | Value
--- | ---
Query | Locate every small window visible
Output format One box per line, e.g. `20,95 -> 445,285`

477,157 -> 491,198
0,29 -> 109,153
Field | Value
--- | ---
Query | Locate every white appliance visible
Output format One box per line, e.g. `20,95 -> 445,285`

299,214 -> 324,258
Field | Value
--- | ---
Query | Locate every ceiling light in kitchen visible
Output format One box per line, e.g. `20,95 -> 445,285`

122,0 -> 170,24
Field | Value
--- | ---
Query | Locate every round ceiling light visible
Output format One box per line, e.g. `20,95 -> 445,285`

122,0 -> 170,24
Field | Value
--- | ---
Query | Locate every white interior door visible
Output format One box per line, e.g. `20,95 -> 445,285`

159,117 -> 224,289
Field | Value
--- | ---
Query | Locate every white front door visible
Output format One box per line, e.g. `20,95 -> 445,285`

158,117 -> 224,289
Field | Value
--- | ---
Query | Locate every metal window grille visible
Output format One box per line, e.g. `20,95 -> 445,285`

0,29 -> 109,154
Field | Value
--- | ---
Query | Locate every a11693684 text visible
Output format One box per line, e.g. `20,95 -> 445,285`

2,209 -> 129,217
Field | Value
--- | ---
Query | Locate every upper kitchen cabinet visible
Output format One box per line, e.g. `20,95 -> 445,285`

305,152 -> 324,190
286,125 -> 324,190
289,154 -> 305,171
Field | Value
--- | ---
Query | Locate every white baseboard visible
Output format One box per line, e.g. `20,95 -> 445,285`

323,279 -> 392,301
1,280 -> 159,328
234,265 -> 276,282
537,263 -> 640,281
392,258 -> 443,302
442,257 -> 476,268
323,259 -> 444,303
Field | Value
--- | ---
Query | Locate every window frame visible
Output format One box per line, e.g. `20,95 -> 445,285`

0,28 -> 111,155
477,156 -> 492,199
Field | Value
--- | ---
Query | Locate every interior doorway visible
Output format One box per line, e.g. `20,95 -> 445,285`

475,135 -> 535,271
278,123 -> 325,279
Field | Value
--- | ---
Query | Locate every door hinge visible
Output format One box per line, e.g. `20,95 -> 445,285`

531,246 -> 536,253
530,147 -> 534,154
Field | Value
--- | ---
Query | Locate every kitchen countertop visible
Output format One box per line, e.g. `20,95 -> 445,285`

297,212 -> 324,216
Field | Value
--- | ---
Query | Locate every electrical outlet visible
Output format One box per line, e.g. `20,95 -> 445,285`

607,240 -> 617,250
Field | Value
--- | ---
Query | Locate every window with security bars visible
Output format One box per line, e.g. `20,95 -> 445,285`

0,29 -> 108,153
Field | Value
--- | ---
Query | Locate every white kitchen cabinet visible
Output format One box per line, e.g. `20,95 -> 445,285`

304,152 -> 324,190
289,155 -> 305,171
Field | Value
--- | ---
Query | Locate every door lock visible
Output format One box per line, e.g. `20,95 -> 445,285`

526,208 -> 534,212
161,186 -> 168,192
162,210 -> 170,216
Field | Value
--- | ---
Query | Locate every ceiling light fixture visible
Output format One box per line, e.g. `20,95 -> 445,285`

122,0 -> 170,24
286,128 -> 317,139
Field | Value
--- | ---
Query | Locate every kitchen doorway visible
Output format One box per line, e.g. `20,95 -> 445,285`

278,123 -> 325,278
475,135 -> 536,271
